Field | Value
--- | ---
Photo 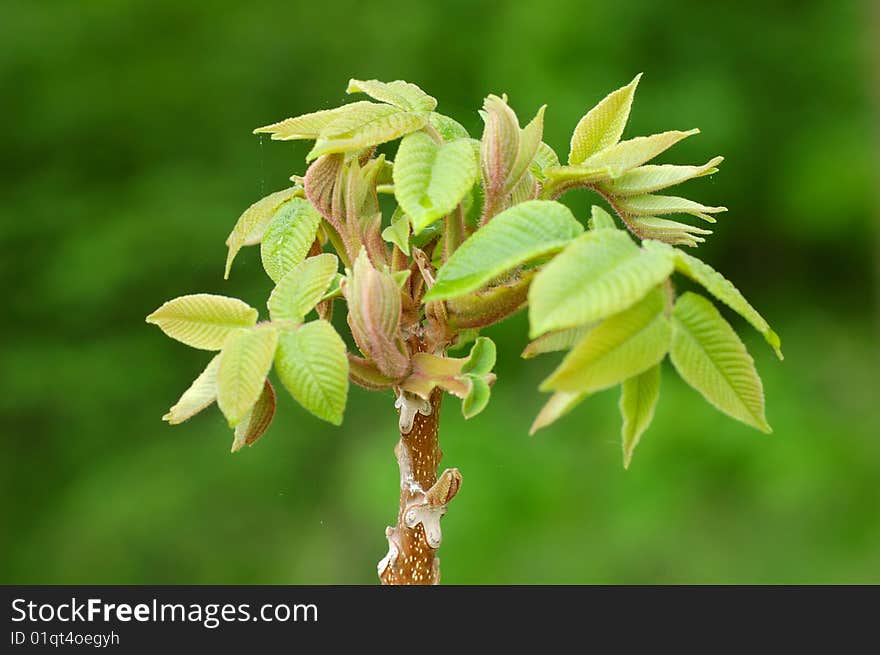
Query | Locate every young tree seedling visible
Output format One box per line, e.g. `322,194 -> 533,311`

147,77 -> 782,584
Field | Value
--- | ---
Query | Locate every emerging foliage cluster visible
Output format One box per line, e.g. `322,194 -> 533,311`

147,76 -> 781,466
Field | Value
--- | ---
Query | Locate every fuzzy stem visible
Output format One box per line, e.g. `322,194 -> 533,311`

378,388 -> 459,585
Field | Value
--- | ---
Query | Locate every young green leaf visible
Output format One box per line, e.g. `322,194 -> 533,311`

163,355 -> 221,424
446,270 -> 534,329
147,294 -> 259,350
633,217 -> 712,247
619,364 -> 661,469
588,205 -> 617,230
381,208 -> 411,255
253,101 -> 376,140
521,324 -> 594,359
231,379 -> 277,453
528,230 -> 674,338
307,103 -> 427,161
260,198 -> 323,284
569,73 -> 641,165
602,157 -> 723,196
428,112 -> 470,141
530,142 -> 560,180
541,287 -> 672,393
267,253 -> 338,324
616,194 -> 727,221
224,187 -> 303,279
674,250 -> 782,359
480,94 -> 521,196
275,320 -> 349,425
669,292 -> 770,433
529,391 -> 589,435
461,337 -> 496,375
576,129 -> 700,178
347,79 -> 437,113
425,200 -> 584,301
393,131 -> 479,234
216,325 -> 279,427
507,105 -> 546,191
462,377 -> 491,419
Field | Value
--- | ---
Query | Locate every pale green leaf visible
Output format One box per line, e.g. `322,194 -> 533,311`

275,320 -> 349,425
347,79 -> 437,112
462,376 -> 491,419
267,253 -> 338,324
428,112 -> 470,141
669,292 -> 770,432
619,364 -> 661,469
462,337 -> 496,375
616,194 -> 727,221
253,102 -> 375,140
530,142 -> 560,181
260,198 -> 322,284
216,325 -> 279,427
393,131 -> 479,233
633,217 -> 712,247
425,200 -> 584,301
529,391 -> 589,435
674,250 -> 782,359
541,288 -> 672,393
521,324 -> 594,359
577,129 -> 700,178
162,355 -> 221,424
231,379 -> 276,452
528,229 -> 674,337
569,73 -> 641,164
507,105 -> 546,190
602,157 -> 723,196
307,103 -> 427,161
588,205 -> 617,230
381,208 -> 411,255
224,187 -> 302,279
147,294 -> 259,350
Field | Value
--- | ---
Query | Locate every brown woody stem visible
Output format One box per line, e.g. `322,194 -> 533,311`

378,388 -> 461,585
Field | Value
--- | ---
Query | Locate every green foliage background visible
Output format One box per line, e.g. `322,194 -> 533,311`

2,0 -> 878,583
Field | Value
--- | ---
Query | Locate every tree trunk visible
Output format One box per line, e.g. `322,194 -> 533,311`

378,388 -> 462,585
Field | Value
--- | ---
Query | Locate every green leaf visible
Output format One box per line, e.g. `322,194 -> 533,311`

224,187 -> 302,279
162,355 -> 221,424
267,253 -> 338,323
616,194 -> 727,222
569,73 -> 641,164
446,270 -> 534,330
428,112 -> 470,140
674,250 -> 782,359
528,229 -> 674,338
632,217 -> 713,247
307,103 -> 427,161
588,205 -> 617,230
507,105 -> 546,191
231,379 -> 276,453
393,131 -> 479,233
576,129 -> 700,178
530,142 -> 560,181
462,337 -> 496,375
381,208 -> 411,255
541,287 -> 672,393
529,391 -> 589,435
462,376 -> 491,419
147,294 -> 259,350
619,364 -> 661,469
260,198 -> 322,284
253,101 -> 376,140
347,79 -> 437,112
521,324 -> 594,359
216,325 -> 279,427
602,157 -> 723,196
425,200 -> 584,301
275,320 -> 349,425
669,292 -> 770,433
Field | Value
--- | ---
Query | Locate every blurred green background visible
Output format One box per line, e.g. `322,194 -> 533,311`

2,0 -> 878,584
